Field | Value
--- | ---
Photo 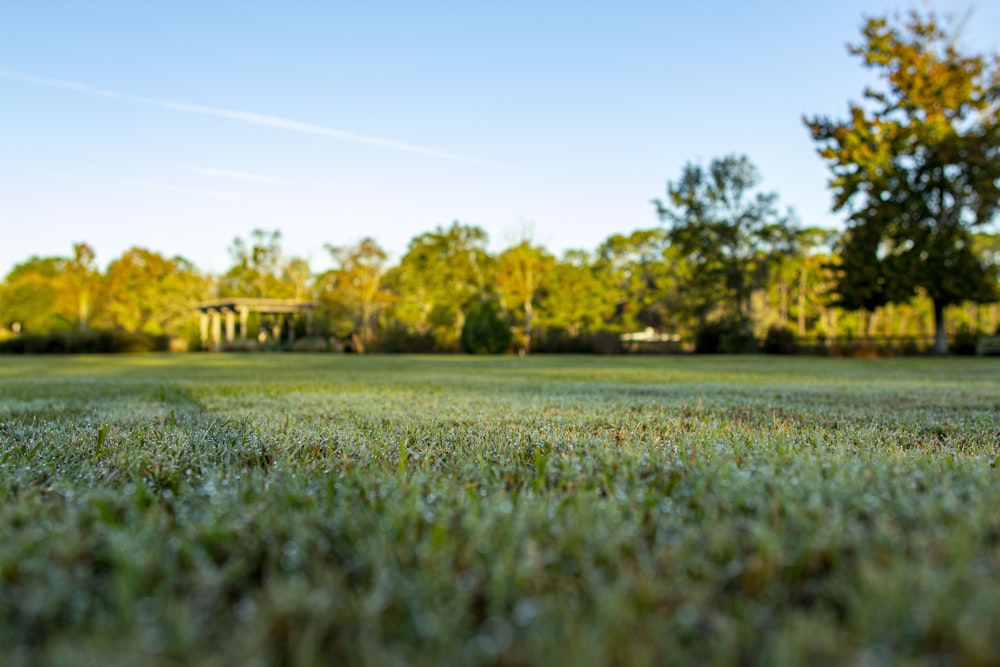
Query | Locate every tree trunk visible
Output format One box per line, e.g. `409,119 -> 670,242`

523,300 -> 533,355
78,291 -> 90,332
778,279 -> 788,327
826,308 -> 837,338
797,270 -> 807,337
867,308 -> 880,337
351,331 -> 366,355
932,299 -> 949,355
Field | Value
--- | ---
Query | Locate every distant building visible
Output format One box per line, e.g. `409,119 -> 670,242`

194,298 -> 319,350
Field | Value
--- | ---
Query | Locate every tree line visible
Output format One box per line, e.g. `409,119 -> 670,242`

1,11 -> 998,355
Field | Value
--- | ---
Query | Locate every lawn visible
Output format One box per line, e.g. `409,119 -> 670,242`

1,354 -> 998,666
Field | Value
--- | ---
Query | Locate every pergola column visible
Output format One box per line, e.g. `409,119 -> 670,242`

211,310 -> 222,350
199,312 -> 209,347
225,309 -> 236,343
238,307 -> 249,339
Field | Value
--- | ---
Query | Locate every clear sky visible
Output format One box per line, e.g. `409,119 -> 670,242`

2,1 -> 998,277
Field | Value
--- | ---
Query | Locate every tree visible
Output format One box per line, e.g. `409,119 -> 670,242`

654,154 -> 796,332
494,241 -> 554,353
790,228 -> 838,338
387,222 -> 492,350
102,247 -> 207,337
538,250 -> 617,337
595,229 -> 674,332
0,245 -> 104,334
219,229 -> 295,298
282,257 -> 314,302
59,243 -> 99,332
805,11 -> 1000,354
318,238 -> 393,352
0,257 -> 64,334
460,300 -> 512,354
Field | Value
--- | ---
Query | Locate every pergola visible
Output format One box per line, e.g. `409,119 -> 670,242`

194,298 -> 320,350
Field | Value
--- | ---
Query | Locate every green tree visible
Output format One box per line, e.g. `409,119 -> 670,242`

220,229 -> 310,299
460,300 -> 512,354
971,231 -> 1000,335
766,227 -> 838,338
495,241 -> 554,353
538,250 -> 617,337
595,229 -> 674,332
388,222 -> 491,350
790,228 -> 838,338
805,11 -> 1000,354
654,155 -> 796,332
101,247 -> 207,337
59,243 -> 99,332
282,257 -> 314,302
0,257 -> 64,334
0,245 -> 104,335
318,238 -> 392,353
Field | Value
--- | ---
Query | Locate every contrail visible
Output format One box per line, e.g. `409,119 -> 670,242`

0,68 -> 493,166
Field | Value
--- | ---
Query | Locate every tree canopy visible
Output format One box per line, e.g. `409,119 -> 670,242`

805,11 -> 1000,353
318,238 -> 392,353
654,154 -> 797,331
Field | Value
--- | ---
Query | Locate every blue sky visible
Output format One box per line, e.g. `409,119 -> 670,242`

2,1 -> 998,277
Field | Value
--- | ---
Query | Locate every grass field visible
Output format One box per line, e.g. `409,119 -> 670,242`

1,354 -> 998,666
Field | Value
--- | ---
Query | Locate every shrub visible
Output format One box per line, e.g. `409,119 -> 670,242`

220,339 -> 261,352
763,326 -> 798,355
952,326 -> 978,356
375,323 -> 438,354
531,329 -> 624,354
695,319 -> 756,354
0,330 -> 169,354
292,337 -> 331,353
460,301 -> 512,354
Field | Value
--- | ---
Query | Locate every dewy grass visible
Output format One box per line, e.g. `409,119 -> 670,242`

1,354 -> 998,666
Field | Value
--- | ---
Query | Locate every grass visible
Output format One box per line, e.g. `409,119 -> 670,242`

1,353 -> 998,666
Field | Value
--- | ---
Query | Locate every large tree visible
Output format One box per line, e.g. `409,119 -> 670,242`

60,243 -> 99,332
387,221 -> 491,350
595,228 -> 674,332
805,11 -> 1000,353
494,241 -> 553,353
0,257 -> 64,334
538,250 -> 617,337
654,154 -> 796,332
101,247 -> 207,337
220,229 -> 311,299
0,244 -> 103,334
318,238 -> 392,353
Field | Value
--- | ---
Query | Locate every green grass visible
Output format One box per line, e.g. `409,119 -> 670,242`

1,354 -> 998,666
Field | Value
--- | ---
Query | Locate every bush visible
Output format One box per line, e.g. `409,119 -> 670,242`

460,301 -> 512,354
952,326 -> 978,356
0,330 -> 170,354
375,323 -> 438,354
292,337 -> 331,353
695,319 -> 756,354
531,329 -> 624,354
763,326 -> 798,355
220,339 -> 262,352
